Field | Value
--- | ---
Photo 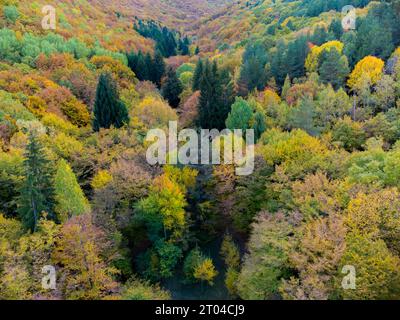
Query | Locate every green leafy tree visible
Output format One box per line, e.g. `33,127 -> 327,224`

93,73 -> 129,131
225,97 -> 253,131
318,48 -> 350,90
237,213 -> 293,299
287,98 -> 319,136
332,116 -> 367,151
54,159 -> 90,222
183,247 -> 206,284
156,241 -> 182,279
337,235 -> 400,300
3,6 -> 19,24
281,75 -> 291,100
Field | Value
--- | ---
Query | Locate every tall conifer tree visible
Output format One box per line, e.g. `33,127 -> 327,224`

161,67 -> 183,108
93,73 -> 129,131
198,60 -> 230,130
153,50 -> 166,87
18,133 -> 55,232
192,59 -> 204,91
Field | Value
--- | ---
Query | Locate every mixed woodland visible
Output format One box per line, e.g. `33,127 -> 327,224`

1,0 -> 400,300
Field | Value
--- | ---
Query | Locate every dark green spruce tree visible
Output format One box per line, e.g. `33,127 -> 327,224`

198,60 -> 229,130
237,42 -> 269,96
219,67 -> 236,123
161,67 -> 183,108
93,73 -> 129,131
135,51 -> 148,80
192,59 -> 204,91
152,50 -> 166,87
328,18 -> 343,40
145,52 -> 154,82
181,37 -> 190,55
18,133 -> 55,232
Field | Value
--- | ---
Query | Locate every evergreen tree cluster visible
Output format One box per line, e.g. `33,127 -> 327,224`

93,73 -> 129,132
297,0 -> 373,17
196,59 -> 235,130
327,2 -> 400,67
134,19 -> 190,57
161,67 -> 183,108
127,50 -> 166,86
237,41 -> 270,96
238,36 -> 310,96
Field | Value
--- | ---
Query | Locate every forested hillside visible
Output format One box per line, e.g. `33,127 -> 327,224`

1,0 -> 400,300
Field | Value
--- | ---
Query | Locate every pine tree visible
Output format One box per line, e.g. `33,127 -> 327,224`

253,112 -> 267,141
93,73 -> 129,131
181,37 -> 190,56
311,26 -> 328,45
178,39 -> 184,54
161,67 -> 183,108
270,41 -> 287,87
192,59 -> 204,91
285,36 -> 309,80
153,50 -> 166,87
219,67 -> 236,120
135,51 -> 147,80
237,42 -> 269,96
319,48 -> 350,90
328,18 -> 343,40
54,159 -> 90,222
198,60 -> 229,130
195,46 -> 200,55
145,52 -> 154,82
127,51 -> 138,75
18,133 -> 55,232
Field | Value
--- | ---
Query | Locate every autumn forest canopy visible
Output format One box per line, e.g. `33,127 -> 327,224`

1,0 -> 400,301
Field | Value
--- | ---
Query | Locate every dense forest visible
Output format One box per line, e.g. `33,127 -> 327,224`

1,0 -> 400,300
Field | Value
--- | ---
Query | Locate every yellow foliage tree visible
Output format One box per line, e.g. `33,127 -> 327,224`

193,258 -> 218,286
260,88 -> 281,109
52,214 -> 118,300
347,56 -> 384,91
134,96 -> 178,129
305,41 -> 344,72
91,170 -> 113,190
